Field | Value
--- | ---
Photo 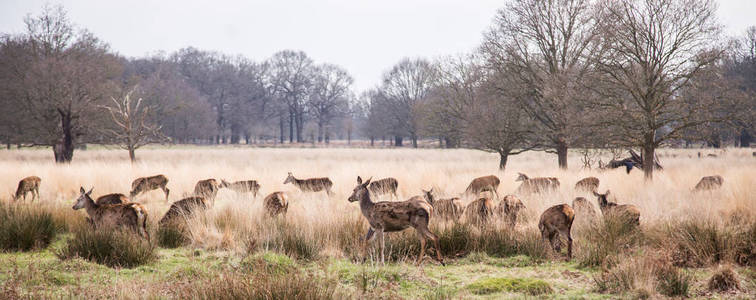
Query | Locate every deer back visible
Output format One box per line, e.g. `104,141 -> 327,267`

538,204 -> 575,233
465,175 -> 500,195
264,192 -> 289,217
159,197 -> 208,225
368,177 -> 398,195
95,193 -> 128,205
574,177 -> 599,192
694,175 -> 723,191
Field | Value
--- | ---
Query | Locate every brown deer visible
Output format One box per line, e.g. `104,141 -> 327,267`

574,177 -> 600,192
693,175 -> 723,191
194,179 -> 221,203
130,175 -> 170,201
515,173 -> 560,195
368,177 -> 399,199
72,187 -> 150,241
539,204 -> 575,260
221,179 -> 261,197
95,193 -> 128,205
284,172 -> 333,195
571,197 -> 598,226
159,197 -> 209,226
593,190 -> 640,226
348,176 -> 444,265
263,192 -> 289,217
495,195 -> 526,228
14,176 -> 41,201
464,175 -> 500,199
464,196 -> 495,226
424,188 -> 463,222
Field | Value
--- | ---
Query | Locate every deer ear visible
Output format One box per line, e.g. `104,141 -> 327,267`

357,176 -> 362,184
363,177 -> 372,186
288,172 -> 292,176
592,190 -> 600,197
80,187 -> 85,194
86,188 -> 93,196
605,190 -> 611,196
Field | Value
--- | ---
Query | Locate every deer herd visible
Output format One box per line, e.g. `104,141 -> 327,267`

8,170 -> 725,265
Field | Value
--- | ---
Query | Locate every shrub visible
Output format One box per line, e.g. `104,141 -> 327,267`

577,216 -> 642,268
267,219 -> 321,260
57,225 -> 156,268
593,256 -> 654,295
707,266 -> 740,292
654,264 -> 692,297
666,220 -> 733,267
157,223 -> 189,248
0,204 -> 62,251
466,277 -> 552,296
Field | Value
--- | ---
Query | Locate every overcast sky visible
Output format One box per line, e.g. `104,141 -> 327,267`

0,0 -> 753,92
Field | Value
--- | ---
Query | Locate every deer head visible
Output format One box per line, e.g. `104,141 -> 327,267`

73,187 -> 93,210
283,172 -> 295,184
515,173 -> 529,182
349,176 -> 372,202
220,179 -> 230,188
593,190 -> 611,209
422,188 -> 434,204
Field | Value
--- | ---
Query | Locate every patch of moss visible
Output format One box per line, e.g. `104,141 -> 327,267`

466,277 -> 553,295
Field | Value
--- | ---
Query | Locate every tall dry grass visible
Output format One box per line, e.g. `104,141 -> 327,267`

0,147 -> 754,261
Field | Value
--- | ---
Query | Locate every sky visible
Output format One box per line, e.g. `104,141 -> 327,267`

0,0 -> 753,92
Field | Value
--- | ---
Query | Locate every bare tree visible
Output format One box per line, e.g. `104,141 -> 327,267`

379,58 -> 435,148
268,50 -> 314,143
593,0 -> 723,180
481,0 -> 601,169
100,86 -> 168,162
309,63 -> 353,143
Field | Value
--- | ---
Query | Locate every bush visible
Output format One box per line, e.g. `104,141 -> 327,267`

157,223 -> 190,248
0,204 -> 62,251
654,264 -> 692,297
57,225 -> 156,268
267,219 -> 321,260
666,220 -> 733,267
707,266 -> 740,292
577,216 -> 642,268
466,277 -> 552,296
593,256 -> 654,294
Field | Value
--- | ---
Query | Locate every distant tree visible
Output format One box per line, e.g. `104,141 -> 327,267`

379,58 -> 435,147
101,86 -> 168,162
268,50 -> 314,143
309,63 -> 353,143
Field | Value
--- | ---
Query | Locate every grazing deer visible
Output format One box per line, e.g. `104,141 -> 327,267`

284,172 -> 333,195
464,175 -> 500,199
348,176 -> 444,265
424,188 -> 463,222
73,187 -> 150,241
194,179 -> 221,203
495,195 -> 525,228
693,175 -> 723,191
221,179 -> 261,197
464,196 -> 495,226
14,176 -> 41,201
571,197 -> 598,226
95,193 -> 128,205
263,192 -> 289,217
538,204 -> 575,260
593,190 -> 640,226
368,177 -> 399,199
515,173 -> 560,195
159,197 -> 209,226
574,177 -> 600,192
130,175 -> 170,201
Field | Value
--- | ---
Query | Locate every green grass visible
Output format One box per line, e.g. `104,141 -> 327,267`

465,277 -> 553,295
0,204 -> 63,252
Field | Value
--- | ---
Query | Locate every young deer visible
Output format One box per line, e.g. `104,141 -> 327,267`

574,177 -> 600,192
515,173 -> 560,195
14,176 -> 41,201
73,187 -> 150,241
495,195 -> 526,228
263,192 -> 289,217
130,175 -> 170,201
693,175 -> 723,191
538,204 -> 575,260
220,179 -> 261,197
464,196 -> 495,226
159,197 -> 209,226
348,176 -> 444,265
368,177 -> 399,199
284,172 -> 333,195
424,188 -> 464,222
593,190 -> 640,226
193,179 -> 221,204
464,175 -> 500,200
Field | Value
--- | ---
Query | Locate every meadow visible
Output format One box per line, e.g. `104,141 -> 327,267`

0,146 -> 754,299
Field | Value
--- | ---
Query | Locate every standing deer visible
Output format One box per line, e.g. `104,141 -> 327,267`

693,175 -> 723,191
221,179 -> 261,197
464,196 -> 495,226
348,176 -> 444,265
574,177 -> 600,192
130,175 -> 170,201
515,173 -> 560,195
495,195 -> 526,228
593,190 -> 640,226
263,192 -> 289,217
424,188 -> 464,222
159,197 -> 209,226
368,177 -> 399,199
538,204 -> 575,260
464,175 -> 500,200
284,172 -> 333,195
14,176 -> 41,201
95,193 -> 128,205
72,187 -> 150,241
193,179 -> 221,204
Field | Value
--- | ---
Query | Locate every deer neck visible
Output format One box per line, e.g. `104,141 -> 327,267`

83,196 -> 100,218
357,189 -> 375,216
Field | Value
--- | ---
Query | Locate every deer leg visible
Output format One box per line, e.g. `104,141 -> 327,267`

564,229 -> 573,260
162,187 -> 170,201
379,229 -> 385,265
420,226 -> 445,266
416,231 -> 427,266
363,228 -> 375,261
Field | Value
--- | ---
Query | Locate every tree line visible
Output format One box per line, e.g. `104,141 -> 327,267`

1,1 -> 754,180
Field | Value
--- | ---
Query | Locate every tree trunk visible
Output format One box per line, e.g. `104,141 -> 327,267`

370,137 -> 375,147
394,136 -> 403,147
325,126 -> 330,144
411,134 -> 418,148
499,151 -> 509,170
740,129 -> 752,147
642,144 -> 655,181
556,139 -> 568,170
279,116 -> 285,143
317,122 -> 323,143
230,123 -> 240,144
296,109 -> 304,143
128,147 -> 136,162
55,110 -> 74,163
289,110 -> 294,143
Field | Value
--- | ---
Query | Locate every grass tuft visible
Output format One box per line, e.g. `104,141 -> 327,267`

0,203 -> 62,251
707,266 -> 741,292
56,225 -> 156,268
466,277 -> 552,296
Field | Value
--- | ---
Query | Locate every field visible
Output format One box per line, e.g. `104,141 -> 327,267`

0,146 -> 754,299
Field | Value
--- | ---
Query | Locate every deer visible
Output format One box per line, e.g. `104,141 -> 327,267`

193,179 -> 221,204
14,176 -> 41,201
515,173 -> 560,195
463,175 -> 500,200
348,176 -> 444,266
593,190 -> 640,226
72,187 -> 150,241
130,174 -> 170,201
284,172 -> 333,195
693,175 -> 723,191
368,177 -> 399,199
423,187 -> 464,222
159,196 -> 209,226
464,196 -> 495,226
95,193 -> 128,205
263,192 -> 289,217
538,204 -> 575,260
495,195 -> 526,228
574,177 -> 600,192
221,179 -> 261,197
571,197 -> 598,227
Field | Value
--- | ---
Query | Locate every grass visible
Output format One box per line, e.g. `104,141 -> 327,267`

56,225 -> 157,268
0,203 -> 62,252
465,277 -> 553,295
